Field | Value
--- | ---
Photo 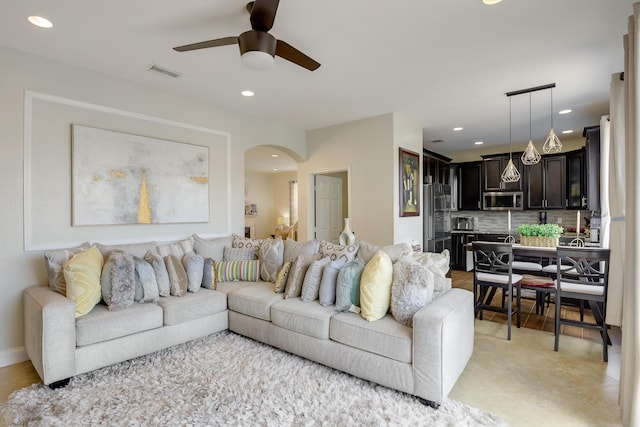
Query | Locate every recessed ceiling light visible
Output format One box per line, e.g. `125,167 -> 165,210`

474,141 -> 484,145
273,168 -> 279,172
453,127 -> 463,131
271,154 -> 279,158
482,0 -> 503,4
559,109 -> 572,115
241,90 -> 254,97
562,130 -> 574,134
28,16 -> 53,28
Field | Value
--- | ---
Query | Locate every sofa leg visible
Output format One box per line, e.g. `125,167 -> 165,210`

48,378 -> 70,389
417,397 -> 440,409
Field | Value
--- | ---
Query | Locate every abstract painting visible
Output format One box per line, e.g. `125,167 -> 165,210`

72,125 -> 209,225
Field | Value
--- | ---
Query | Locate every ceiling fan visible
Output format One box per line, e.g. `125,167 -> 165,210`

173,0 -> 321,71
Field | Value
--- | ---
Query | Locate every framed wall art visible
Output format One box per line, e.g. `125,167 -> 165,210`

399,147 -> 420,217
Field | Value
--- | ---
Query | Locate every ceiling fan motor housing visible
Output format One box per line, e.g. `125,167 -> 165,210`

239,30 -> 276,56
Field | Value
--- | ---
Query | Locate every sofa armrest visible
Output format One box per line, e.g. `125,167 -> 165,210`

23,285 -> 76,385
412,288 -> 474,404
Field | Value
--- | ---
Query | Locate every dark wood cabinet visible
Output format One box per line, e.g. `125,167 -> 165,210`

423,149 -> 451,185
452,233 -> 477,270
584,126 -> 601,212
565,148 -> 586,209
483,155 -> 523,191
457,162 -> 482,210
525,155 -> 566,209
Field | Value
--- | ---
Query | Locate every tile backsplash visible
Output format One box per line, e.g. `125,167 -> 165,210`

454,210 -> 593,234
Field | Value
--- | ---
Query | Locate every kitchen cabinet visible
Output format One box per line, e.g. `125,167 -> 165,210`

565,148 -> 586,209
452,233 -> 476,270
584,126 -> 601,212
525,155 -> 566,209
423,149 -> 452,185
457,162 -> 482,210
483,155 -> 523,192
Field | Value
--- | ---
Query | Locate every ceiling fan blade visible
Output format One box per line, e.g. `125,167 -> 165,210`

249,0 -> 280,32
173,36 -> 238,52
275,40 -> 321,71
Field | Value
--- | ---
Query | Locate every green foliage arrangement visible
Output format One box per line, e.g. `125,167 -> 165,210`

517,223 -> 564,238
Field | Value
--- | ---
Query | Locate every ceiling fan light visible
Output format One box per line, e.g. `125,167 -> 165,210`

542,128 -> 563,153
241,51 -> 274,70
521,140 -> 541,165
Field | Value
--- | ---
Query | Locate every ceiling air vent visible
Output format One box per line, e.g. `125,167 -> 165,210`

430,139 -> 446,144
148,64 -> 182,78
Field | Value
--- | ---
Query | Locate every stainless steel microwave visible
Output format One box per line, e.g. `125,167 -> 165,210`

482,191 -> 523,211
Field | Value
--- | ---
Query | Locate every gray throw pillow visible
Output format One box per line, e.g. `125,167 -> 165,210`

259,238 -> 284,283
182,252 -> 205,292
164,255 -> 188,297
44,242 -> 91,295
133,257 -> 159,303
390,256 -> 435,327
283,239 -> 320,263
101,249 -> 136,311
319,259 -> 347,307
223,246 -> 258,261
144,251 -> 170,297
357,241 -> 413,263
284,253 -> 322,299
300,257 -> 332,302
335,258 -> 366,312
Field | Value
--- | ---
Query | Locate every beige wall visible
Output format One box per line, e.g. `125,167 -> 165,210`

300,113 -> 423,246
0,46 -> 306,363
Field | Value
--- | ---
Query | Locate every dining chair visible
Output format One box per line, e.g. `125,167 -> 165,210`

554,247 -> 611,362
472,242 -> 522,340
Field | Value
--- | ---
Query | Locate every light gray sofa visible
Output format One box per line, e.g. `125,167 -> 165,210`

23,238 -> 474,407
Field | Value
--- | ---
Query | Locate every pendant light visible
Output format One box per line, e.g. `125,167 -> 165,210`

521,92 -> 541,165
501,97 -> 521,183
542,87 -> 562,153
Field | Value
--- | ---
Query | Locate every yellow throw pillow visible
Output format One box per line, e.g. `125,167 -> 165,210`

63,245 -> 104,318
359,250 -> 393,321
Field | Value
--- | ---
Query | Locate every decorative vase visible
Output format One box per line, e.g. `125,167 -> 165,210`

339,218 -> 356,245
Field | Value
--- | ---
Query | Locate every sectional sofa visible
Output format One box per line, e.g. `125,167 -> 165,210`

23,234 -> 474,407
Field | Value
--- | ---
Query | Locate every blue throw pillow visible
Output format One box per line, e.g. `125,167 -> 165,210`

335,258 -> 366,312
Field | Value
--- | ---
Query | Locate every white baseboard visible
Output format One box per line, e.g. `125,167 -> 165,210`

0,346 -> 29,368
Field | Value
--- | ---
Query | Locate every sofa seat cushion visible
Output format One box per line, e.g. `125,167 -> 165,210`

215,281 -> 256,295
156,288 -> 227,326
271,298 -> 335,340
329,312 -> 412,363
76,302 -> 163,347
227,282 -> 284,321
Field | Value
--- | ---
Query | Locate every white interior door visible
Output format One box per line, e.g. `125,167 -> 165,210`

315,175 -> 343,242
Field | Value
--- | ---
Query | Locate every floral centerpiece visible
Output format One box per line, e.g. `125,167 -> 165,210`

517,223 -> 564,247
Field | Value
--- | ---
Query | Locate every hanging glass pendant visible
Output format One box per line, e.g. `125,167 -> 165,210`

501,158 -> 521,182
521,140 -> 541,165
542,128 -> 562,153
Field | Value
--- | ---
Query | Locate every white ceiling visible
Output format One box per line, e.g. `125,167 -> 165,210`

1,0 -> 633,170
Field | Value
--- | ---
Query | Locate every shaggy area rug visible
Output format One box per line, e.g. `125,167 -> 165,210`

2,331 -> 507,426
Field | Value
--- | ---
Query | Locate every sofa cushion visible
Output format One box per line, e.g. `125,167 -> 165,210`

214,281 -> 255,295
283,239 -> 319,263
63,245 -> 104,318
360,250 -> 393,322
157,237 -> 194,258
193,234 -> 232,261
96,241 -> 158,259
101,249 -> 136,311
271,298 -> 335,340
227,282 -> 284,321
76,302 -> 163,346
300,257 -> 332,302
223,247 -> 258,261
259,237 -> 284,283
356,241 -> 412,263
44,242 -> 91,295
330,312 -> 412,363
156,288 -> 227,326
335,258 -> 366,312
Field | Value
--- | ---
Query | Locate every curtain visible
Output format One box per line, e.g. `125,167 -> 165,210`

288,180 -> 298,226
620,4 -> 640,425
607,77 -> 626,328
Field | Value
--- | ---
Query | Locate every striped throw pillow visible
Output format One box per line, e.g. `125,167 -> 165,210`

215,260 -> 260,282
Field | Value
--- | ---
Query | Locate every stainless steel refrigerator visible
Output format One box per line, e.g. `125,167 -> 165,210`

423,183 -> 452,253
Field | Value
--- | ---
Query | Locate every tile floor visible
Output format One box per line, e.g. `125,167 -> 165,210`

0,271 -> 623,427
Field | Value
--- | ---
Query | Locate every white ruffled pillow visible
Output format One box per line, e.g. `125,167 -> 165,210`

390,255 -> 435,327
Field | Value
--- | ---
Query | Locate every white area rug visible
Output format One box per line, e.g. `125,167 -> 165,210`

2,331 -> 507,426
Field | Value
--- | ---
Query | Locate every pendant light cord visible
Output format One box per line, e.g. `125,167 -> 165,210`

529,92 -> 532,141
550,88 -> 554,130
509,97 -> 513,158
